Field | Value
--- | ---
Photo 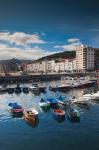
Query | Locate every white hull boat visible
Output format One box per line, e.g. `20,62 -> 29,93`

39,101 -> 50,108
83,91 -> 99,100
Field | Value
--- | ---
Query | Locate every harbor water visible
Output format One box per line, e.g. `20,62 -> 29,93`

0,80 -> 99,150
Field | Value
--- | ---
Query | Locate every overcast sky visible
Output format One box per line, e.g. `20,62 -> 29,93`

0,0 -> 99,60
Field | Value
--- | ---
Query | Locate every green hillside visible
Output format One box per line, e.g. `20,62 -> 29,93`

37,51 -> 76,61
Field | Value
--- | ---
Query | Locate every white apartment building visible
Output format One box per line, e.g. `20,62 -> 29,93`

26,60 -> 55,73
26,45 -> 95,73
26,64 -> 34,72
32,62 -> 42,72
54,59 -> 76,72
41,60 -> 55,73
26,59 -> 77,73
76,45 -> 95,71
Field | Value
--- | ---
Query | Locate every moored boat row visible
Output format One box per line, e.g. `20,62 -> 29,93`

8,99 -> 81,126
49,77 -> 96,92
0,83 -> 46,94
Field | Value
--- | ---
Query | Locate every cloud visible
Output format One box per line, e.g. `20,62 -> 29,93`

0,31 -> 59,60
54,38 -> 81,51
67,38 -> 80,43
0,32 -> 46,46
0,44 -> 54,60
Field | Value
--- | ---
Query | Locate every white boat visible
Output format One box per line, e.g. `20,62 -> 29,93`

83,91 -> 99,100
93,92 -> 99,99
71,97 -> 90,105
39,99 -> 50,108
29,83 -> 39,91
83,93 -> 94,100
29,83 -> 46,92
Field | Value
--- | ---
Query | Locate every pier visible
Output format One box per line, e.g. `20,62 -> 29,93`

0,72 -> 96,84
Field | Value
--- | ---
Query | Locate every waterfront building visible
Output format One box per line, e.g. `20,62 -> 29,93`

26,59 -> 77,73
0,64 -> 5,73
26,64 -> 34,72
76,45 -> 95,71
54,59 -> 76,72
42,60 -> 55,73
32,62 -> 42,73
26,44 -> 95,73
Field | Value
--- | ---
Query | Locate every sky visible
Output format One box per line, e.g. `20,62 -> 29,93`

0,0 -> 99,60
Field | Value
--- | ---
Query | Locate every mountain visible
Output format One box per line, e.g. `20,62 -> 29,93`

37,51 -> 76,61
0,58 -> 32,64
0,58 -> 33,72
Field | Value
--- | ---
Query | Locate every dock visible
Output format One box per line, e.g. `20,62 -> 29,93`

0,72 -> 96,84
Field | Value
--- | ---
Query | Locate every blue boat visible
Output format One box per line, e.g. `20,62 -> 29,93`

8,103 -> 23,117
47,98 -> 58,108
47,98 -> 58,104
58,95 -> 70,106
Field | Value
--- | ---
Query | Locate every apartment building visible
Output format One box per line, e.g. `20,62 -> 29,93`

76,45 -> 95,71
26,44 -> 95,73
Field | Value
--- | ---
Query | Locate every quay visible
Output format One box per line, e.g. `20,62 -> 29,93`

0,72 -> 96,84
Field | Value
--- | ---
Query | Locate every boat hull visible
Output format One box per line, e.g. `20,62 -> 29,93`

53,109 -> 65,119
24,112 -> 39,126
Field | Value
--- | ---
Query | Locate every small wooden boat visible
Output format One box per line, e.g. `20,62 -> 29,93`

53,109 -> 65,118
24,108 -> 39,125
67,108 -> 80,122
8,103 -> 23,117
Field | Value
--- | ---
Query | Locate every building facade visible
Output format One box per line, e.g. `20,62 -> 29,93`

26,45 -> 95,73
26,59 -> 77,73
76,45 -> 95,71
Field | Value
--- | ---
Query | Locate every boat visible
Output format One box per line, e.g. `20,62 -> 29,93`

83,93 -> 94,100
49,85 -> 58,91
57,95 -> 71,106
65,77 -> 96,89
22,87 -> 29,94
92,92 -> 99,100
29,83 -> 39,91
0,86 -> 8,94
47,98 -> 58,108
53,109 -> 65,118
8,103 -> 23,117
39,86 -> 46,92
7,87 -> 14,94
67,108 -> 80,122
24,108 -> 39,125
29,83 -> 46,92
47,98 -> 58,105
14,84 -> 22,94
39,98 -> 50,109
49,84 -> 71,92
71,97 -> 90,103
83,91 -> 99,100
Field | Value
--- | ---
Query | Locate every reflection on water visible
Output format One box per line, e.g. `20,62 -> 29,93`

40,107 -> 50,113
0,81 -> 99,150
24,117 -> 39,128
53,115 -> 66,123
